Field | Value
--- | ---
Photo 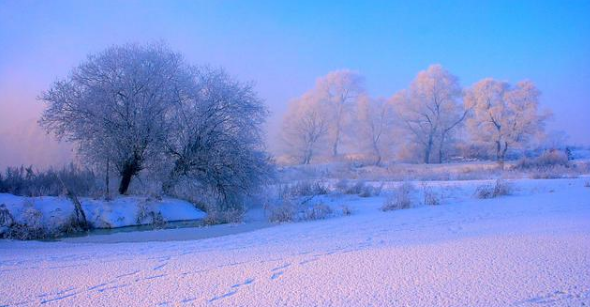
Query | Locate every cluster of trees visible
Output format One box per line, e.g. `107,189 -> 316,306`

40,43 -> 270,211
281,65 -> 551,167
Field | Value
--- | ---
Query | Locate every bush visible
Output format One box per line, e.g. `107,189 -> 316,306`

585,181 -> 590,188
135,201 -> 167,229
422,186 -> 440,206
341,204 -> 352,216
475,179 -> 512,199
0,204 -> 14,236
265,198 -> 297,223
203,209 -> 244,225
516,150 -> 569,170
382,181 -> 414,211
335,179 -> 382,197
303,202 -> 332,220
288,180 -> 329,197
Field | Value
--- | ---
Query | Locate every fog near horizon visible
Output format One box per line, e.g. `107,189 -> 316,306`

1,0 -> 589,169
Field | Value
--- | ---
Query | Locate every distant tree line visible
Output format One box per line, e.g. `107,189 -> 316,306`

281,65 -> 551,167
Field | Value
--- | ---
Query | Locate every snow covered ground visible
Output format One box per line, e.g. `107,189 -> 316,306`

1,178 -> 589,306
0,194 -> 206,231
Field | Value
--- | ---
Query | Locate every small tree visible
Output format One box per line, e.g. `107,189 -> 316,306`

465,79 -> 550,168
281,92 -> 330,164
356,95 -> 395,165
315,70 -> 365,157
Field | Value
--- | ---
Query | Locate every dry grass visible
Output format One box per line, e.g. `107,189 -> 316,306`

475,179 -> 512,199
382,181 -> 414,211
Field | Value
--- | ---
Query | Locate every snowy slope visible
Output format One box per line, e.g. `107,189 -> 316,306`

0,178 -> 589,306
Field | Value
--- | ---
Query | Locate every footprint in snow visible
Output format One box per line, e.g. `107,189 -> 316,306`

271,271 -> 284,280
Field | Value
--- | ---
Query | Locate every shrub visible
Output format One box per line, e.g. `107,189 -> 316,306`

341,204 -> 352,216
0,204 -> 14,236
335,179 -> 382,197
203,209 -> 244,225
382,181 -> 414,211
516,150 -> 569,170
585,181 -> 590,188
265,198 -> 297,223
422,186 -> 440,206
475,179 -> 512,199
136,201 -> 167,229
302,202 -> 332,220
289,180 -> 329,197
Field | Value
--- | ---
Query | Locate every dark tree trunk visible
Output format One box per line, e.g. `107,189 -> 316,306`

424,135 -> 433,164
118,158 -> 141,195
496,141 -> 509,170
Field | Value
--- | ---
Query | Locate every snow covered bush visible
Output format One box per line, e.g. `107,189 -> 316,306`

516,150 -> 569,170
203,209 -> 243,225
265,198 -> 297,223
341,204 -> 352,216
0,204 -> 14,236
382,182 -> 414,211
475,179 -> 512,199
287,180 -> 329,197
302,202 -> 333,220
136,201 -> 166,229
335,179 -> 382,197
422,186 -> 441,206
5,201 -> 45,240
584,181 -> 590,188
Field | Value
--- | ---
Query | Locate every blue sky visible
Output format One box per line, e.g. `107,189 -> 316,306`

1,0 -> 589,156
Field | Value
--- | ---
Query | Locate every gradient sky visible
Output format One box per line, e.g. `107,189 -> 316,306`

1,0 -> 589,167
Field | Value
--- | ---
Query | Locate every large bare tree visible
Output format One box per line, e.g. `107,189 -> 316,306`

40,43 -> 185,194
281,92 -> 330,164
41,43 -> 271,206
392,65 -> 468,163
465,78 -> 550,168
356,95 -> 395,165
315,70 -> 364,157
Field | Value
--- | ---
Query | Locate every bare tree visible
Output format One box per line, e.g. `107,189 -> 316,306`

465,78 -> 550,168
392,64 -> 468,163
315,70 -> 365,157
281,92 -> 330,164
356,94 -> 395,165
164,67 -> 271,212
40,43 -> 188,194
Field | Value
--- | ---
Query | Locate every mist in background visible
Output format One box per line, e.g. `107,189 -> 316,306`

1,0 -> 589,169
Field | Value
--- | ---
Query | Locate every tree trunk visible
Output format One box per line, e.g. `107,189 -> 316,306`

118,159 -> 141,195
105,157 -> 110,197
438,134 -> 447,164
424,135 -> 433,164
332,133 -> 339,157
496,141 -> 509,170
373,143 -> 382,166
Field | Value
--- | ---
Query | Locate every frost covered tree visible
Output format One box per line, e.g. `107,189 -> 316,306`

356,95 -> 395,165
163,67 -> 271,212
281,92 -> 330,164
315,70 -> 365,157
392,65 -> 468,163
40,43 -> 186,194
40,43 -> 271,205
465,78 -> 550,168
